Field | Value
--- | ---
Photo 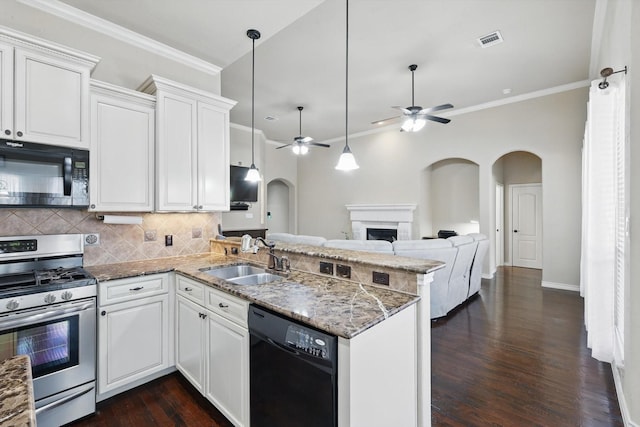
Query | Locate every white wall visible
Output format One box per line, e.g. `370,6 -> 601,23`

297,88 -> 587,289
0,1 -> 219,93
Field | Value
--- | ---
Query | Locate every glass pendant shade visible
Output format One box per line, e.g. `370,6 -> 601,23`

292,144 -> 309,155
335,144 -> 359,171
245,164 -> 262,182
401,116 -> 426,132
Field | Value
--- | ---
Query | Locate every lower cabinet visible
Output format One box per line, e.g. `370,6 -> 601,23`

97,273 -> 174,400
176,275 -> 249,427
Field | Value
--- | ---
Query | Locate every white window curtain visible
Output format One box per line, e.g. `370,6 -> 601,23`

580,78 -> 626,363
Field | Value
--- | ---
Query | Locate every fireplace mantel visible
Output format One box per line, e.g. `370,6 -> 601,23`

346,204 -> 417,240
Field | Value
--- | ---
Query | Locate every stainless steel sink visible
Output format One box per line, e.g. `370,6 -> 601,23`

200,264 -> 282,285
201,264 -> 266,279
227,273 -> 282,286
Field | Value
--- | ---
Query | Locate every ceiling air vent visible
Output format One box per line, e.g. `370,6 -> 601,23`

477,31 -> 503,48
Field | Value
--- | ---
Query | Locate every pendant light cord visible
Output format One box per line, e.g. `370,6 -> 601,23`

251,35 -> 256,165
345,0 -> 350,150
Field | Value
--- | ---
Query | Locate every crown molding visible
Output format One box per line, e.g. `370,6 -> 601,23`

17,0 -> 222,76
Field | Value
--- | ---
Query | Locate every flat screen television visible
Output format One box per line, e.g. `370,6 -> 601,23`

230,165 -> 259,203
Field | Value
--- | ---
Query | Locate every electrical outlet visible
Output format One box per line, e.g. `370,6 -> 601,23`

84,233 -> 100,246
372,271 -> 390,286
319,261 -> 334,275
165,235 -> 173,246
336,264 -> 351,279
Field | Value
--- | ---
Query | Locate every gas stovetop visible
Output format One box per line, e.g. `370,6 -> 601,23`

0,234 -> 97,313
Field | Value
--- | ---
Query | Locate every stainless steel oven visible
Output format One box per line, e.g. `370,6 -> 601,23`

0,234 -> 97,427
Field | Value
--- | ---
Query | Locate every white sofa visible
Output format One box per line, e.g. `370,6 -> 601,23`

264,232 -> 488,319
392,239 -> 458,318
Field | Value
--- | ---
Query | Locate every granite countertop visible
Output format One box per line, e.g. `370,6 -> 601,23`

0,355 -> 36,427
270,242 -> 444,274
87,252 -> 425,339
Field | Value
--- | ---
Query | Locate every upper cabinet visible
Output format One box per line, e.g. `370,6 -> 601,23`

89,80 -> 155,212
0,26 -> 100,149
139,75 -> 236,212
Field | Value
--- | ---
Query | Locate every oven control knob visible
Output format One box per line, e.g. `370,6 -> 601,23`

6,300 -> 19,310
44,294 -> 57,304
61,291 -> 73,301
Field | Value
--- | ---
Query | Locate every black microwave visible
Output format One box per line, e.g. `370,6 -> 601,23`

0,139 -> 89,207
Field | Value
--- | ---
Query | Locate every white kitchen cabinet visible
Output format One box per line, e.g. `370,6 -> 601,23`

0,27 -> 99,148
205,307 -> 249,427
138,75 -> 236,212
176,275 -> 249,427
97,273 -> 174,400
89,80 -> 155,211
176,295 -> 206,392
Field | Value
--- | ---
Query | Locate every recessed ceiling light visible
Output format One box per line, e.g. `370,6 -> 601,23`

264,116 -> 278,121
502,88 -> 512,95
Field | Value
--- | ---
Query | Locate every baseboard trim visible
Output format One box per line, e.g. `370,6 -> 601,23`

482,272 -> 494,279
612,364 -> 637,427
541,281 -> 580,292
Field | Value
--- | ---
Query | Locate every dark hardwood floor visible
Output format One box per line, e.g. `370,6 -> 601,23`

431,266 -> 623,426
70,266 -> 622,426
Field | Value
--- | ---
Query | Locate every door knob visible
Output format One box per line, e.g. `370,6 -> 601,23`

514,230 -> 518,233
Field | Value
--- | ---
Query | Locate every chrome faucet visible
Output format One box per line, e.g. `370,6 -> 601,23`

254,238 -> 290,273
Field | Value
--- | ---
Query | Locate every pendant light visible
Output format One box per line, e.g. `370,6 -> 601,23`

245,29 -> 262,182
335,0 -> 359,171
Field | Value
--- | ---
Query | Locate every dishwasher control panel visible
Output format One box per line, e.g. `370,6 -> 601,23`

286,325 -> 330,359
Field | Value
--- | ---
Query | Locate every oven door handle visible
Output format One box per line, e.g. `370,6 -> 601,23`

0,300 -> 94,330
35,381 -> 94,415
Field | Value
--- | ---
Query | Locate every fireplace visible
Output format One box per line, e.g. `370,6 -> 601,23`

346,204 -> 416,241
367,228 -> 398,242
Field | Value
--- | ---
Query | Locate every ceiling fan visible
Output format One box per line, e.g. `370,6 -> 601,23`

372,64 -> 453,132
277,106 -> 330,155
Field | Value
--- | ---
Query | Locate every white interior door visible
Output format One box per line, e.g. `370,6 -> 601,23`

511,184 -> 542,269
495,184 -> 504,266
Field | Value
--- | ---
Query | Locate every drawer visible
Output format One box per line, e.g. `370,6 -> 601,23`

99,274 -> 168,306
176,275 -> 205,305
206,287 -> 248,327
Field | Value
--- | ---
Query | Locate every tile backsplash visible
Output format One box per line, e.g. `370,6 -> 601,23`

0,208 -> 221,266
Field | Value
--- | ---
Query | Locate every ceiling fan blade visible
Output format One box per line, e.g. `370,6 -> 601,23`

418,103 -> 453,114
299,136 -> 313,143
392,106 -> 412,114
276,143 -> 292,149
371,115 -> 400,125
309,142 -> 330,148
420,114 -> 451,124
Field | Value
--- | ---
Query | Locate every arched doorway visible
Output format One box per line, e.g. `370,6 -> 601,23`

492,151 -> 542,268
266,179 -> 295,234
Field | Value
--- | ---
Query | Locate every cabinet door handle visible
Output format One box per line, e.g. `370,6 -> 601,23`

101,310 -> 106,316
130,286 -> 144,291
218,303 -> 229,309
198,312 -> 207,319
16,131 -> 23,137
4,129 -> 10,135
184,287 -> 193,292
198,205 -> 203,210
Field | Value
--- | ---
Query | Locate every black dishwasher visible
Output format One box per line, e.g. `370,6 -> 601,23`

248,304 -> 338,427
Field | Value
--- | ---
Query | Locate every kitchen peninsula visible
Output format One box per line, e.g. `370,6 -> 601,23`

86,241 -> 443,427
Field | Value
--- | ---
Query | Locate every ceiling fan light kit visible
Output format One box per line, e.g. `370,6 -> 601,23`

372,64 -> 453,132
245,28 -> 262,183
335,0 -> 359,171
